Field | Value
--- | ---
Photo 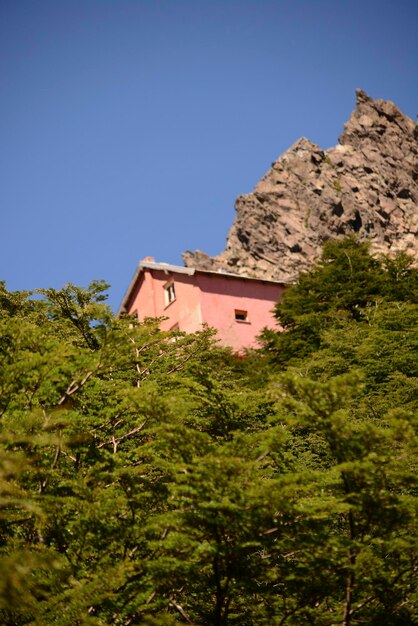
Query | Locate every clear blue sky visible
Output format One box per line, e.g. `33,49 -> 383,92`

1,0 -> 416,310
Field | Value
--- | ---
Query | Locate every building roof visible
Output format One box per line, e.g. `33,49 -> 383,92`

118,259 -> 289,315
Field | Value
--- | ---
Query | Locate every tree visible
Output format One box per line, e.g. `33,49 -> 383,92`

0,281 -> 216,624
1,239 -> 417,624
271,372 -> 418,625
261,237 -> 418,365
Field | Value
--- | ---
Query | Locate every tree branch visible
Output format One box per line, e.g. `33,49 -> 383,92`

169,598 -> 192,623
58,366 -> 99,405
97,421 -> 147,449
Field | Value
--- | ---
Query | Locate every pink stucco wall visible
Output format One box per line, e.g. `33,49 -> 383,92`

125,267 -> 284,351
127,269 -> 202,332
196,273 -> 284,351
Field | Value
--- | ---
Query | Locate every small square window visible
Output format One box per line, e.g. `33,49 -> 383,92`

164,281 -> 176,306
235,309 -> 248,322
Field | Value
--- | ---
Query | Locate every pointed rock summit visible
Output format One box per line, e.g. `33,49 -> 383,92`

183,90 -> 417,280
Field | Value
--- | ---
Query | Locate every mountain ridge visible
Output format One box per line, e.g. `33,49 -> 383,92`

183,90 -> 417,280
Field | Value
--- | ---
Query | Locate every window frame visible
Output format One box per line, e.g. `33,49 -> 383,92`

234,309 -> 249,323
164,280 -> 176,307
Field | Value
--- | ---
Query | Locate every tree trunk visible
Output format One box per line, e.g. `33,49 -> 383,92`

342,510 -> 356,626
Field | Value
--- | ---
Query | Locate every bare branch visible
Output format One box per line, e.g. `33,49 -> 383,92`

146,591 -> 156,605
61,449 -> 77,463
169,599 -> 192,623
256,449 -> 270,463
58,367 -> 98,405
97,421 -> 147,449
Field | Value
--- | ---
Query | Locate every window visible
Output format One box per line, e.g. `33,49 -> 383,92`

164,281 -> 176,306
235,309 -> 248,322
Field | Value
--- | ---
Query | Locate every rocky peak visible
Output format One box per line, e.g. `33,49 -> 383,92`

183,90 -> 417,281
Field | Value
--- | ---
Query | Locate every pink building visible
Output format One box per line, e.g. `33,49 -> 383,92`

119,258 -> 287,352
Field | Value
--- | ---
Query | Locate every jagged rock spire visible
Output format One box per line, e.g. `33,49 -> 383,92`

183,90 -> 417,281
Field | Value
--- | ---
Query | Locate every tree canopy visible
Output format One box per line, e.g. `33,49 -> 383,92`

0,240 -> 417,625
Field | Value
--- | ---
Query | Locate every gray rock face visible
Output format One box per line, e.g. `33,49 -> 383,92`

183,90 -> 417,281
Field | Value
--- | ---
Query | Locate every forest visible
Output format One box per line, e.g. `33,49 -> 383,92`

0,238 -> 417,625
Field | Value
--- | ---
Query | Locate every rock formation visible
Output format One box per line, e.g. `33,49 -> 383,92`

183,90 -> 417,281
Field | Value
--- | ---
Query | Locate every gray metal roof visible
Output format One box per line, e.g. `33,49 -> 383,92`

118,259 -> 290,315
139,261 -> 196,275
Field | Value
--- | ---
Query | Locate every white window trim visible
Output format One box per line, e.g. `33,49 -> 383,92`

235,309 -> 250,323
164,281 -> 176,307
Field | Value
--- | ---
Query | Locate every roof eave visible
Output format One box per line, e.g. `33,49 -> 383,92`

118,261 -> 292,315
117,262 -> 197,315
117,263 -> 143,316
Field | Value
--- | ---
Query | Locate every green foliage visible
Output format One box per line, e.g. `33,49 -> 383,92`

0,239 -> 417,624
261,237 -> 418,365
